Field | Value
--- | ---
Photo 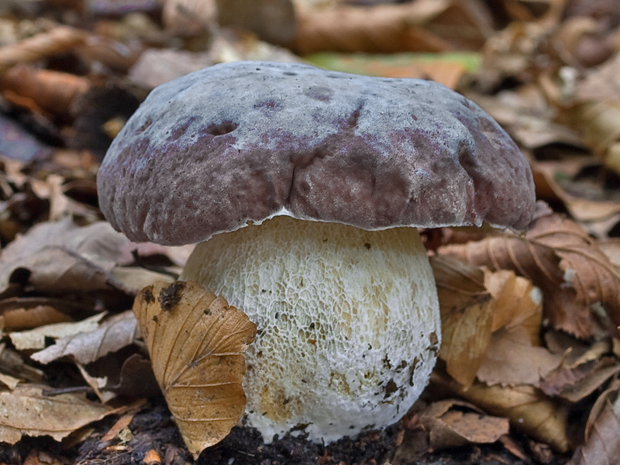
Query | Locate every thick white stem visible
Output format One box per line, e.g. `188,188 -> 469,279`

181,216 -> 440,442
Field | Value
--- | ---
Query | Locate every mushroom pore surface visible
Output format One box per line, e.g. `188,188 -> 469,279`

180,216 -> 440,443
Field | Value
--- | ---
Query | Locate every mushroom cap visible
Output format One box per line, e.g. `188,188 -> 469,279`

97,61 -> 535,246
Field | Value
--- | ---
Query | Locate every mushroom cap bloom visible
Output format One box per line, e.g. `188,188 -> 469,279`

97,61 -> 535,246
97,61 -> 536,442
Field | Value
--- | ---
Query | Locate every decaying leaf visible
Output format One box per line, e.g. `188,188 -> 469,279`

476,327 -> 564,387
431,255 -> 494,387
0,218 -> 178,295
9,313 -> 106,351
571,384 -> 620,465
419,399 -> 510,449
0,218 -> 132,292
432,372 -> 573,453
431,255 -> 542,387
31,311 -> 140,365
294,0 -> 492,54
0,384 -> 116,444
439,210 -> 620,338
133,281 -> 257,458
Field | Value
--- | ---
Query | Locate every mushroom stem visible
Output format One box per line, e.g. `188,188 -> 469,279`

180,216 -> 441,443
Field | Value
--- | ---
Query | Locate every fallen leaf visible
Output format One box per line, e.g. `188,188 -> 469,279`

541,357 -> 620,402
571,385 -> 620,465
0,218 -> 179,297
0,384 -> 115,444
100,412 -> 134,442
484,269 -> 542,344
430,255 -> 493,387
10,312 -> 106,351
294,0 -> 492,54
0,218 -> 133,293
439,210 -> 620,337
432,372 -> 573,453
31,311 -> 140,365
0,373 -> 20,389
104,353 -> 161,398
431,255 -> 542,387
419,399 -> 509,449
0,343 -> 44,382
476,327 -> 564,387
0,302 -> 73,332
133,281 -> 257,458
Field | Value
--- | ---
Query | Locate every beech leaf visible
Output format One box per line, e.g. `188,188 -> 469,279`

571,384 -> 620,465
439,211 -> 620,338
432,372 -> 573,453
419,400 -> 509,449
133,281 -> 257,458
31,311 -> 140,365
431,255 -> 542,387
0,384 -> 116,444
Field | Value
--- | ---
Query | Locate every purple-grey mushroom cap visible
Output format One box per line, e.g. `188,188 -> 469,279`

97,61 -> 535,246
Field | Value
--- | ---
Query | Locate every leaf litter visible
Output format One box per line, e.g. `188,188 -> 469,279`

2,0 -> 620,464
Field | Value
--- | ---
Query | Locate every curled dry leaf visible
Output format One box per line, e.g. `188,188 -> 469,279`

541,356 -> 620,402
0,64 -> 90,117
432,372 -> 573,453
10,313 -> 106,352
0,384 -> 115,444
571,383 -> 620,465
439,211 -> 620,338
133,281 -> 257,458
294,0 -> 492,54
0,218 -> 174,295
430,255 -> 541,387
419,399 -> 509,450
430,255 -> 493,387
31,311 -> 140,365
0,27 -> 87,74
476,327 -> 563,387
559,55 -> 620,175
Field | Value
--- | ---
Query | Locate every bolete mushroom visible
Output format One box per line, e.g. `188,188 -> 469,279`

97,61 -> 535,443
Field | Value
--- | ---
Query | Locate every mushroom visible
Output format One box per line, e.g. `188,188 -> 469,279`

97,61 -> 536,443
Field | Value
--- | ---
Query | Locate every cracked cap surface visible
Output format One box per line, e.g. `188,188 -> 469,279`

97,61 -> 536,245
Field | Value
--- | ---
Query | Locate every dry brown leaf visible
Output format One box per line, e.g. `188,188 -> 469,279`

0,304 -> 73,332
133,281 -> 257,458
0,64 -> 90,117
484,268 -> 542,343
10,313 -> 106,352
419,400 -> 509,450
0,384 -> 115,444
0,218 -> 174,296
531,160 -> 620,236
541,357 -> 620,402
476,327 -> 564,387
0,26 -> 86,74
430,255 -> 493,387
571,388 -> 620,465
0,343 -> 44,383
0,218 -> 132,293
439,210 -> 620,338
31,311 -> 140,365
432,372 -> 573,453
294,0 -> 492,54
431,255 -> 542,387
555,55 -> 620,175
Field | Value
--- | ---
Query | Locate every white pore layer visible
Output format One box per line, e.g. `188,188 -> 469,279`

180,216 -> 441,443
